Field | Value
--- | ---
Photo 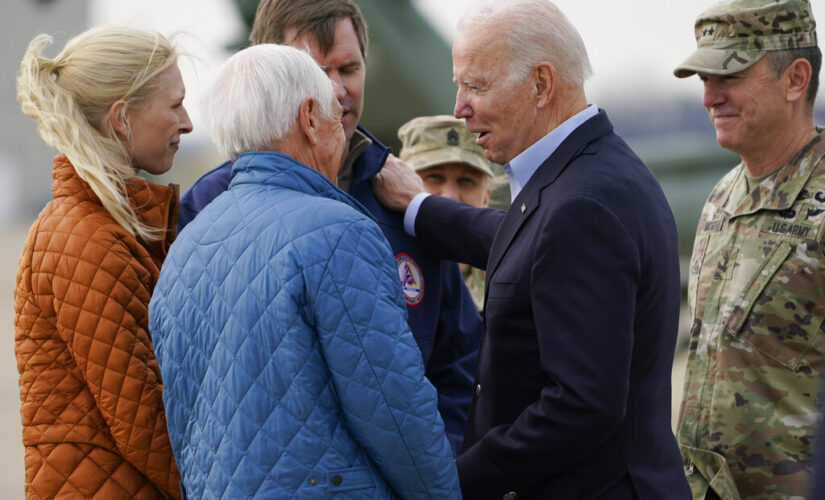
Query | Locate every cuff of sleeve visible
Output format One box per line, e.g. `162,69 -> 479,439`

404,192 -> 431,237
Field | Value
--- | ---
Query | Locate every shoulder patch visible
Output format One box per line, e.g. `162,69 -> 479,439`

396,253 -> 425,306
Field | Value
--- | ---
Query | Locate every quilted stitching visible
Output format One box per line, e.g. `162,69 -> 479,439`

14,156 -> 181,499
26,443 -> 161,499
150,152 -> 460,499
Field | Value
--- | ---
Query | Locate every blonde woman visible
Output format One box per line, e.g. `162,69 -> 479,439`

14,26 -> 191,499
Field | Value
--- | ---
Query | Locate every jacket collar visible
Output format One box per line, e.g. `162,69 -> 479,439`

230,151 -> 375,221
51,155 -> 178,257
350,125 -> 391,186
336,128 -> 372,193
515,109 -> 613,205
719,130 -> 825,218
486,109 -> 613,279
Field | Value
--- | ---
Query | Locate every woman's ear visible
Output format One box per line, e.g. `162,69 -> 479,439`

107,100 -> 130,139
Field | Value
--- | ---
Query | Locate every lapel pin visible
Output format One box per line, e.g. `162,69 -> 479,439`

521,203 -> 526,213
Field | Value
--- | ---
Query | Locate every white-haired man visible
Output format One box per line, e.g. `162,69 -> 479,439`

148,44 -> 460,500
373,0 -> 690,498
177,0 -> 481,456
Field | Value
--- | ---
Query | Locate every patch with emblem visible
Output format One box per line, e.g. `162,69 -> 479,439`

699,24 -> 718,41
761,220 -> 814,238
396,253 -> 425,306
803,203 -> 825,224
713,247 -> 738,281
702,217 -> 724,233
446,129 -> 459,146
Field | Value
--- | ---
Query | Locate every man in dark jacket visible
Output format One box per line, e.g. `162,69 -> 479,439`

373,0 -> 690,498
177,0 -> 481,454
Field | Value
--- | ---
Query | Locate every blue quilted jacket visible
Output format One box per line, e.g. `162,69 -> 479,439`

149,152 -> 461,499
177,126 -> 481,454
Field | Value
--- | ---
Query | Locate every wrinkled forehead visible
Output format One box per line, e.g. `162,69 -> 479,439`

454,22 -> 504,54
453,29 -> 509,80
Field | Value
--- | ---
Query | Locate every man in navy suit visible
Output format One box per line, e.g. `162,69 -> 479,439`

373,0 -> 690,498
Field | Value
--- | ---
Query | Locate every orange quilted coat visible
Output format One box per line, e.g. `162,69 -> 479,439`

14,156 -> 182,499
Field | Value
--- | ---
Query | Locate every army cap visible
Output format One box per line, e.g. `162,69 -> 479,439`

398,115 -> 494,177
674,0 -> 817,78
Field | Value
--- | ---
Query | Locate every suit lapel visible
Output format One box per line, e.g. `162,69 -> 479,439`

485,110 -> 614,282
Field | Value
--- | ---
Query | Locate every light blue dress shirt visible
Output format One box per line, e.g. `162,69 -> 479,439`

403,104 -> 599,236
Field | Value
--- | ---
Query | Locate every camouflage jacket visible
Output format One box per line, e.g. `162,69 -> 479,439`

678,131 -> 825,500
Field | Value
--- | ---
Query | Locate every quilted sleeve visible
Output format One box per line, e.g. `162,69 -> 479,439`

51,226 -> 181,499
313,219 -> 461,500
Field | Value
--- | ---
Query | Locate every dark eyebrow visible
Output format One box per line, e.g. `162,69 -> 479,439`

319,61 -> 362,74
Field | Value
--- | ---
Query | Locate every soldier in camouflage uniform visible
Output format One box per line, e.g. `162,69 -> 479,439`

674,0 -> 824,498
398,115 -> 495,310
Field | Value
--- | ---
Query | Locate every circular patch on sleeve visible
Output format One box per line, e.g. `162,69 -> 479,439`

396,253 -> 425,306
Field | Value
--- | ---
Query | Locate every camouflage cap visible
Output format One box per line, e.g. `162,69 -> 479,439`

674,0 -> 817,78
398,115 -> 494,176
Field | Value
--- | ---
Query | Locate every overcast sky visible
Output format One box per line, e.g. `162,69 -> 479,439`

412,0 -> 825,100
88,0 -> 825,133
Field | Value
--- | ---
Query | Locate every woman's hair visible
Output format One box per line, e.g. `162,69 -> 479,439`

17,26 -> 178,240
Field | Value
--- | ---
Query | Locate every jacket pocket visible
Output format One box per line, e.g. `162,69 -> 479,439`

326,466 -> 375,494
487,281 -> 518,299
723,241 -> 824,371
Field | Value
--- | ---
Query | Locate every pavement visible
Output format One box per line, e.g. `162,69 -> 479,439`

1,223 -> 29,500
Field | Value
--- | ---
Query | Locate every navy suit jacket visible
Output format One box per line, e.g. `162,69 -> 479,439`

414,110 -> 690,499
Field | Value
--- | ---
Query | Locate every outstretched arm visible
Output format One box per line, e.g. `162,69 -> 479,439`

371,154 -> 425,212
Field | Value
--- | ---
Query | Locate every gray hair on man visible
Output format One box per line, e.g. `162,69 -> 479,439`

459,0 -> 593,87
203,43 -> 336,159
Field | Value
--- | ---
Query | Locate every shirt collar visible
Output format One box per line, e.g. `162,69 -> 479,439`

506,104 -> 599,201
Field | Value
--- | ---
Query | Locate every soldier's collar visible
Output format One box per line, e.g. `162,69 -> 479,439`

722,129 -> 825,218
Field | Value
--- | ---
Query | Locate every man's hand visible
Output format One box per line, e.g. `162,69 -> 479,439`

372,154 -> 425,212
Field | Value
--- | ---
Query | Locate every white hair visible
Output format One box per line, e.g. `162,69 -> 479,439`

203,43 -> 335,159
459,0 -> 593,86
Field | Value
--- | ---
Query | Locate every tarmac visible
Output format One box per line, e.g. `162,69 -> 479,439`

1,223 -> 29,500
0,222 -> 689,499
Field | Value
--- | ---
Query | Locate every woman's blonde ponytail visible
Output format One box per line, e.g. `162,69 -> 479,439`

16,27 -> 178,241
